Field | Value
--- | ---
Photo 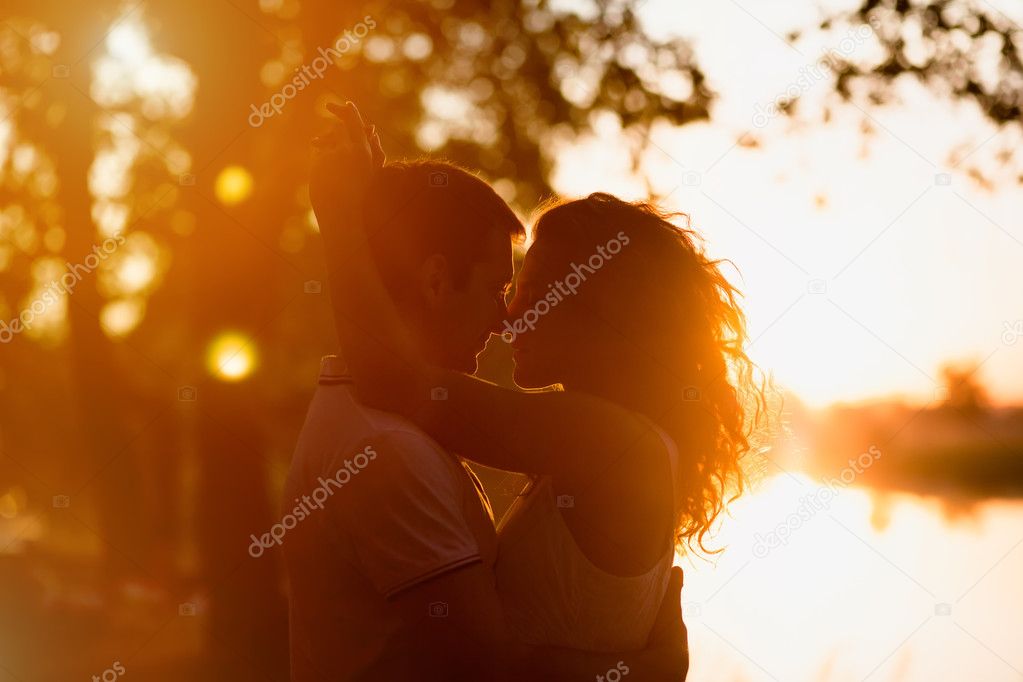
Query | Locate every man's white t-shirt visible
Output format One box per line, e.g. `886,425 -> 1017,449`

283,355 -> 497,680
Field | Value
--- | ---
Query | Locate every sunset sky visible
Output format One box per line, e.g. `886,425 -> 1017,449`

2,4 -> 1021,680
548,0 -> 1023,407
4,0 -> 1019,409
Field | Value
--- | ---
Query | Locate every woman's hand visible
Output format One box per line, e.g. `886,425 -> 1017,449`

309,100 -> 425,412
644,566 -> 689,680
309,101 -> 385,235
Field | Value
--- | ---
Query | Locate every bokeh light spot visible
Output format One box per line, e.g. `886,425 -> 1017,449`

100,299 -> 145,338
206,332 -> 258,382
214,166 -> 254,205
107,22 -> 151,61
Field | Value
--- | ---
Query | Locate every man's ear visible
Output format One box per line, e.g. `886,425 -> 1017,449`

418,253 -> 452,308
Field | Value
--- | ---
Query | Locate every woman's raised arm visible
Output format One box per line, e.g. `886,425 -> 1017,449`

310,104 -> 665,484
309,102 -> 422,401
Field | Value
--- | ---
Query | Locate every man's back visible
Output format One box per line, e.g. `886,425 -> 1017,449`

282,356 -> 497,680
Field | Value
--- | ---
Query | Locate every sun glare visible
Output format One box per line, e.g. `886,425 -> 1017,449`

214,166 -> 254,205
106,22 -> 151,62
206,332 -> 258,382
100,299 -> 145,338
115,253 -> 157,293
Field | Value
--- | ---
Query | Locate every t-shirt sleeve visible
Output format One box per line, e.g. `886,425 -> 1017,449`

338,429 -> 482,598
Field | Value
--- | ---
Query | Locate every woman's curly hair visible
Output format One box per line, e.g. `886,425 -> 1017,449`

532,193 -> 774,555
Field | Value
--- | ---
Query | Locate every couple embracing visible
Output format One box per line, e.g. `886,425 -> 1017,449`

282,102 -> 765,680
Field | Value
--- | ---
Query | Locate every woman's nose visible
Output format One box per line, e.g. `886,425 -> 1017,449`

505,291 -> 526,321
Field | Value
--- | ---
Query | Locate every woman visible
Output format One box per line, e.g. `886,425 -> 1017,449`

311,102 -> 768,652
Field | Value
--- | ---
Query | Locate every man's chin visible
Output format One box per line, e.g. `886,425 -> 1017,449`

512,363 -> 546,389
459,355 -> 480,375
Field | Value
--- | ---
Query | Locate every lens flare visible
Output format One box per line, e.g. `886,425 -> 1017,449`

206,331 -> 258,382
106,22 -> 151,61
214,166 -> 254,205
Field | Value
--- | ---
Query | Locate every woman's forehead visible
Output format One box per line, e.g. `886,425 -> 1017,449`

518,241 -> 553,282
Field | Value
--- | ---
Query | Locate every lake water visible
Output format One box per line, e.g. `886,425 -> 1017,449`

3,471 -> 1019,680
680,473 -> 1023,681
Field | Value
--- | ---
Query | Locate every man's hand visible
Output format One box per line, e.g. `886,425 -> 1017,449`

309,101 -> 385,231
645,566 -> 689,680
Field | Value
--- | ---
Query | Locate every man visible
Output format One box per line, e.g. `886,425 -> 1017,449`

282,102 -> 688,680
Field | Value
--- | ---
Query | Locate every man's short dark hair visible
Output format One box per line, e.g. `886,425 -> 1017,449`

361,160 -> 524,300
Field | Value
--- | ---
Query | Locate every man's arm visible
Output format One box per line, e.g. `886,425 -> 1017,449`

309,108 -> 688,679
311,104 -> 671,494
365,563 -> 688,681
529,567 -> 690,681
340,432 -> 687,681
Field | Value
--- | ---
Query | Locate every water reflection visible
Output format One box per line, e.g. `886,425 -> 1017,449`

680,474 -> 1023,681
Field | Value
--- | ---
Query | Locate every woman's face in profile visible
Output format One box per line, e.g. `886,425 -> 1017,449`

506,240 -> 588,389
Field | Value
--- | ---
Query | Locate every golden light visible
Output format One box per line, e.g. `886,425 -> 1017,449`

18,259 -> 68,344
93,12 -> 197,117
42,226 -> 65,252
116,253 -> 156,294
0,487 -> 26,519
106,22 -> 151,61
214,166 -> 254,205
100,299 -> 145,338
206,332 -> 258,382
0,495 -> 16,519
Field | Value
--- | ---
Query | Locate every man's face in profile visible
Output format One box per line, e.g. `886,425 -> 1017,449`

423,227 -> 514,374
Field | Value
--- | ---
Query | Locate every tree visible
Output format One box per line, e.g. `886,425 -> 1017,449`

940,362 -> 989,414
808,1 -> 1022,150
3,0 -> 1018,675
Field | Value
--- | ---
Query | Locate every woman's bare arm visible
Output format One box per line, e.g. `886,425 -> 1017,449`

310,104 -> 666,484
400,369 -> 665,482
